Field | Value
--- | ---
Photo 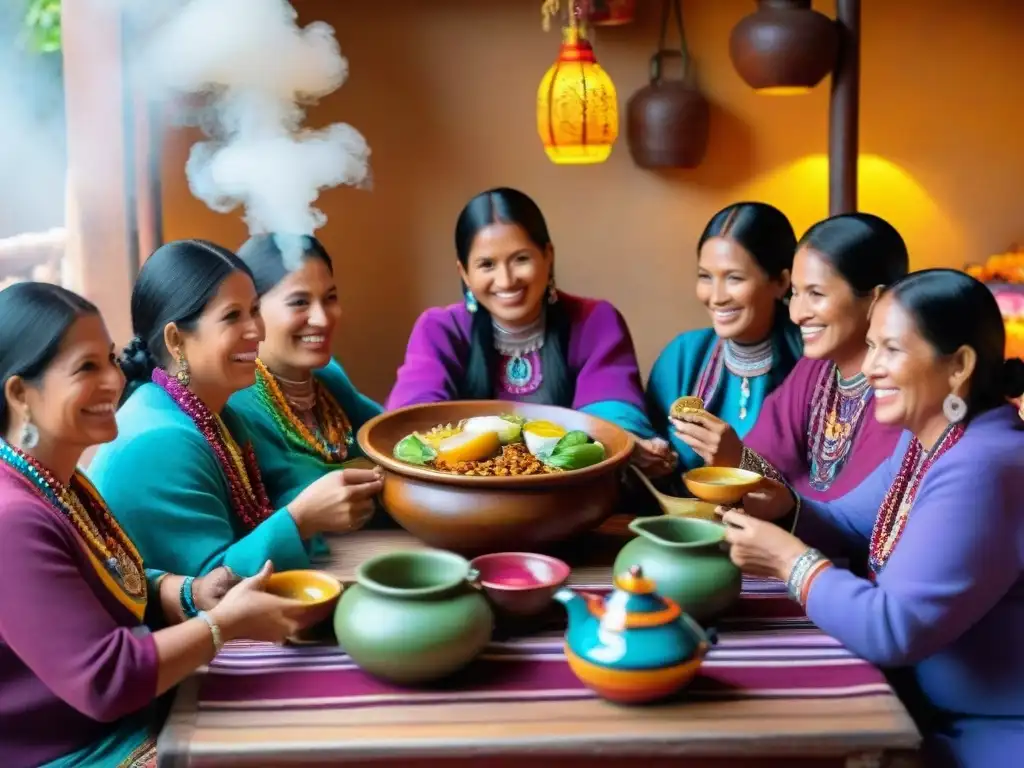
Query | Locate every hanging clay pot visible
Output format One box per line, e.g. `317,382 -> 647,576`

587,0 -> 637,25
626,0 -> 710,169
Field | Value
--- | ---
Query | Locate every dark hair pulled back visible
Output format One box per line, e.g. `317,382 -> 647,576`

798,212 -> 909,295
455,187 -> 573,405
697,201 -> 802,389
0,282 -> 98,429
886,268 -> 1024,415
237,234 -> 333,297
119,239 -> 253,403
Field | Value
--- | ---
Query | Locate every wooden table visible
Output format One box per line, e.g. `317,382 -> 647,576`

156,518 -> 921,767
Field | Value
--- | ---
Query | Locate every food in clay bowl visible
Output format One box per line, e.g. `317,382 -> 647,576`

356,401 -> 635,554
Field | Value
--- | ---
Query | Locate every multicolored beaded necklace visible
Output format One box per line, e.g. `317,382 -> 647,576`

867,422 -> 965,577
253,359 -> 352,463
493,315 -> 545,395
693,338 -> 774,420
152,368 -> 273,530
806,363 -> 873,491
0,439 -> 146,598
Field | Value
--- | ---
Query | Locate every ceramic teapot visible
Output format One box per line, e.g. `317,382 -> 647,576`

554,564 -> 715,704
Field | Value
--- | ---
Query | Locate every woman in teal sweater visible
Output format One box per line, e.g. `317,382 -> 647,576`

88,239 -> 383,577
230,234 -> 387,546
646,202 -> 803,487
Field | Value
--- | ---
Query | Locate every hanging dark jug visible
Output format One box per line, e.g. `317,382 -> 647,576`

626,0 -> 710,169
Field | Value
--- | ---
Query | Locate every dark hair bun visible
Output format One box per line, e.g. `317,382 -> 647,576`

1003,357 -> 1024,399
118,336 -> 156,395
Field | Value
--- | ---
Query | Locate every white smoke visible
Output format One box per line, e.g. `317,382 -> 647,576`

141,0 -> 370,267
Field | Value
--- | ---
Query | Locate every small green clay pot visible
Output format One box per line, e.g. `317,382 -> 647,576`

334,549 -> 494,685
613,516 -> 741,622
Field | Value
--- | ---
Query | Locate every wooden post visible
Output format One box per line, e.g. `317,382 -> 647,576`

828,0 -> 861,215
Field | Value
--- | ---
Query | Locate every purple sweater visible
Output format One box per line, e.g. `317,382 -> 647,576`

0,467 -> 159,768
386,292 -> 647,413
799,405 -> 1024,766
745,357 -> 902,502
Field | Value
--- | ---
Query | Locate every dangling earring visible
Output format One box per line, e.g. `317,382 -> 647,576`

464,290 -> 478,314
19,410 -> 39,450
547,276 -> 558,305
175,351 -> 191,387
943,393 -> 967,424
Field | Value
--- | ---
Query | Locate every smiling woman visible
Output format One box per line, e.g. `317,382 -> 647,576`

87,239 -> 373,578
229,234 -> 386,554
387,187 -> 667,474
0,282 -> 309,768
680,213 -> 911,503
646,201 -> 803,482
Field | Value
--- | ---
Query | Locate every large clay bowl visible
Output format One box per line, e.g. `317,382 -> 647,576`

357,401 -> 635,554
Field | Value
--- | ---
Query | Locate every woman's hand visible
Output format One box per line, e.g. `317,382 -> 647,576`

288,466 -> 385,538
670,411 -> 744,467
631,436 -> 677,478
192,566 -> 240,612
714,477 -> 797,522
209,562 -> 307,644
721,511 -> 808,581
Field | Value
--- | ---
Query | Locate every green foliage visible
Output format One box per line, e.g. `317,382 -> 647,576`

24,0 -> 62,54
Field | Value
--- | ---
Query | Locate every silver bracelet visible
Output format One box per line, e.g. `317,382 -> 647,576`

197,610 -> 224,654
786,548 -> 826,601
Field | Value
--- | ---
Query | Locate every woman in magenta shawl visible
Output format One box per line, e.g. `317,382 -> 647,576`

719,270 -> 1024,767
0,283 -> 307,768
674,213 -> 909,501
387,187 -> 673,476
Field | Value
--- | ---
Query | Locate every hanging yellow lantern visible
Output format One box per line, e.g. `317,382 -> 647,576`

536,20 -> 618,165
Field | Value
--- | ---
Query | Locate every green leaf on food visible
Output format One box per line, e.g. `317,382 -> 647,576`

552,430 -> 589,453
393,433 -> 437,465
543,442 -> 606,470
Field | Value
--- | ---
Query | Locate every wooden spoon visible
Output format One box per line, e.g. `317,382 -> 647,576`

629,465 -> 718,521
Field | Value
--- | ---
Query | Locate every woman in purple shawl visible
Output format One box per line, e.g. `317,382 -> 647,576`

387,187 -> 673,476
0,283 -> 306,768
674,213 -> 909,502
719,270 -> 1024,767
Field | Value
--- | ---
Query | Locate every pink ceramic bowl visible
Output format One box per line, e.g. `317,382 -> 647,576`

470,552 -> 572,619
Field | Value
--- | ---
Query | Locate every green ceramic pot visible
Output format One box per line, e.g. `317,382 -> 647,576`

334,549 -> 494,685
612,515 -> 741,622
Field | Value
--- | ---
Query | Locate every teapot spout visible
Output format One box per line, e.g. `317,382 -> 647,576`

553,586 -> 591,630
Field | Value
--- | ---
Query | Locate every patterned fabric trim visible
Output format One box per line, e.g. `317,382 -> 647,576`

739,446 -> 785,484
119,736 -> 157,768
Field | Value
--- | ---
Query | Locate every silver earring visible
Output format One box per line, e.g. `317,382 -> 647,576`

943,393 -> 967,424
20,413 -> 39,450
547,277 -> 558,305
465,290 -> 478,313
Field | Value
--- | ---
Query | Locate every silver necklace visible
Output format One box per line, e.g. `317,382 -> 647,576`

492,315 -> 546,358
723,338 -> 774,420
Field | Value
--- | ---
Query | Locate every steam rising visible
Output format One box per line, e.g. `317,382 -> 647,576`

143,0 -> 370,267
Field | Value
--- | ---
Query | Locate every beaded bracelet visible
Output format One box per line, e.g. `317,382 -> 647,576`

786,548 -> 827,602
180,576 -> 199,618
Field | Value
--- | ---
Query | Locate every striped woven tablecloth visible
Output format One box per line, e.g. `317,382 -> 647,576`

157,521 -> 920,767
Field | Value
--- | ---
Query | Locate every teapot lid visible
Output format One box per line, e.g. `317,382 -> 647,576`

597,565 -> 681,629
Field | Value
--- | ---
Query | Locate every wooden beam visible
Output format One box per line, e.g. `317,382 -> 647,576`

828,0 -> 861,215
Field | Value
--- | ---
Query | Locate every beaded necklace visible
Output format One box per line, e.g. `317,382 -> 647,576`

0,440 -> 146,599
806,363 -> 873,491
867,422 -> 965,577
253,359 -> 352,463
693,338 -> 774,420
493,315 -> 546,394
152,368 -> 273,530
